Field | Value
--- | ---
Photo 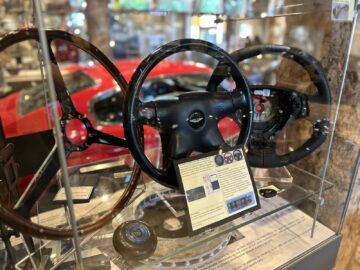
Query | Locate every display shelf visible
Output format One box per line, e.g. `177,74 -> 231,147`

9,155 -> 145,270
8,161 -> 333,269
226,1 -> 335,20
131,171 -> 333,269
103,1 -> 333,20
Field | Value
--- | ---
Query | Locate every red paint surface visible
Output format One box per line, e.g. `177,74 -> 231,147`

0,59 -> 240,192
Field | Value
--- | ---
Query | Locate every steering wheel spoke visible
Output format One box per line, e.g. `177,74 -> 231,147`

46,39 -> 79,117
138,101 -> 158,126
88,128 -> 128,147
160,131 -> 192,159
247,143 -> 278,168
202,126 -> 226,150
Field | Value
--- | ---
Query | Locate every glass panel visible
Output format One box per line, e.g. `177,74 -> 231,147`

61,151 -> 335,269
0,0 -> 358,269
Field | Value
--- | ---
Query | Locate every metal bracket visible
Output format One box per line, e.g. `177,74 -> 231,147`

309,195 -> 325,206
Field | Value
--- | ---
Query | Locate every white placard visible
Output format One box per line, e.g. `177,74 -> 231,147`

174,147 -> 260,234
53,186 -> 94,203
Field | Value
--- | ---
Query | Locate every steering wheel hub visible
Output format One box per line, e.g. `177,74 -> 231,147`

187,110 -> 205,129
64,118 -> 88,146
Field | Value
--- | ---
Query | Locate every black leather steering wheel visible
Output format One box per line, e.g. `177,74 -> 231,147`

124,39 -> 253,188
207,45 -> 331,168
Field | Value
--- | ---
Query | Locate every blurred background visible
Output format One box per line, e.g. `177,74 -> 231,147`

0,0 -> 340,73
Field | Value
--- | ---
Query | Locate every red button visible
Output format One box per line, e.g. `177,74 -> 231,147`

255,104 -> 263,112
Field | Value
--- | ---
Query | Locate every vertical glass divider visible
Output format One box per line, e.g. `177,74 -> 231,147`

310,7 -> 359,237
32,0 -> 84,269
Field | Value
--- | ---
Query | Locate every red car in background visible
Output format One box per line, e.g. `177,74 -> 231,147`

0,59 -> 239,174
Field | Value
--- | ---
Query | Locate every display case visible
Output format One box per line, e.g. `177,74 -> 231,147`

0,0 -> 359,269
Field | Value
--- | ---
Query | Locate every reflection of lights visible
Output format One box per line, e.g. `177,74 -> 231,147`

216,22 -> 224,44
74,28 -> 81,35
150,11 -> 167,16
199,15 -> 216,28
70,12 -> 86,27
115,85 -> 121,91
114,213 -> 124,223
260,12 -> 267,18
50,253 -> 57,259
216,23 -> 224,44
101,195 -> 109,202
24,95 -> 30,100
70,130 -> 77,138
88,60 -> 95,67
67,21 -> 72,27
208,28 -> 217,35
109,40 -> 115,47
190,25 -> 200,39
81,1 -> 87,8
239,23 -> 252,38
256,55 -> 263,59
230,0 -> 236,6
194,62 -> 207,68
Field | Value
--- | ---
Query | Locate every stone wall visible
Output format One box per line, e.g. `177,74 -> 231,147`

269,13 -> 360,269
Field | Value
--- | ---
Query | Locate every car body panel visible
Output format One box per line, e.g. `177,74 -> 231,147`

0,59 -> 239,175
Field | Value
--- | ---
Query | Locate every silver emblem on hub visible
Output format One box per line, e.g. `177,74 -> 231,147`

188,111 -> 205,129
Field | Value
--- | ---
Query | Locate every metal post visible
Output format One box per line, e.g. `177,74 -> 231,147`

32,1 -> 84,269
311,8 -> 359,237
337,150 -> 360,233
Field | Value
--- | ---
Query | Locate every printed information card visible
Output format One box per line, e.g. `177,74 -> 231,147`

174,146 -> 260,235
53,186 -> 94,204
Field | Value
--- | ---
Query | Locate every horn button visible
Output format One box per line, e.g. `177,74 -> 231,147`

187,110 -> 205,129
